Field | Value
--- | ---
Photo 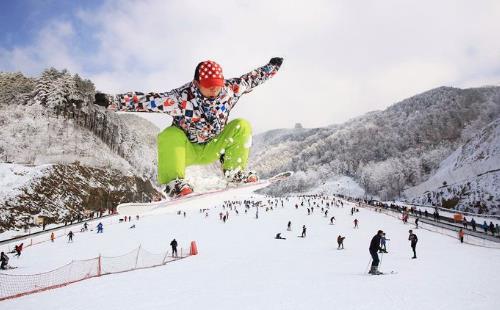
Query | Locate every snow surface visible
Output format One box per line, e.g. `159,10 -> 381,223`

1,187 -> 499,310
307,175 -> 365,198
0,163 -> 52,201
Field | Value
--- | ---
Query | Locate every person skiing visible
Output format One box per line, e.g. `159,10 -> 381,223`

287,221 -> 292,231
330,216 -> 336,225
106,58 -> 284,198
0,252 -> 9,270
458,228 -> 465,243
482,221 -> 488,234
97,222 -> 103,233
50,232 -> 55,242
471,218 -> 476,231
170,239 -> 178,257
275,233 -> 286,240
489,222 -> 495,235
14,243 -> 23,257
301,225 -> 307,238
379,233 -> 389,253
415,217 -> 419,229
337,235 -> 345,249
408,230 -> 418,259
67,231 -> 74,243
369,230 -> 385,275
354,219 -> 359,228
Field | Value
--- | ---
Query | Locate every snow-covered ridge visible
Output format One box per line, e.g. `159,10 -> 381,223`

405,119 -> 500,213
0,163 -> 52,201
251,86 -> 500,204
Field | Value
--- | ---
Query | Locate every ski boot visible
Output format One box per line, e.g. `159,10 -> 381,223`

164,179 -> 193,198
369,266 -> 383,275
224,169 -> 259,184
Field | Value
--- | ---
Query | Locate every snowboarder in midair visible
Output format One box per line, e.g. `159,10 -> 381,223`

369,230 -> 384,275
107,58 -> 284,198
408,230 -> 418,259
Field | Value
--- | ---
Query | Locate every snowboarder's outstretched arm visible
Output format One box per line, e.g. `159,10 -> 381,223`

109,86 -> 185,116
226,57 -> 283,96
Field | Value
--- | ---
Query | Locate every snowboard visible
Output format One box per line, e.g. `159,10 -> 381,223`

117,171 -> 293,216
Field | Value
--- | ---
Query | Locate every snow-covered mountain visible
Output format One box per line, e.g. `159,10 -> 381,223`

0,70 -> 162,232
251,86 -> 500,211
405,119 -> 500,214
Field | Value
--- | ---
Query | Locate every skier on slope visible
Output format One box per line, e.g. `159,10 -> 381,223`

379,233 -> 389,253
408,230 -> 418,259
104,58 -> 284,198
170,239 -> 178,257
14,243 -> 23,257
0,252 -> 9,270
458,229 -> 465,243
337,235 -> 345,249
369,230 -> 385,275
67,231 -> 74,243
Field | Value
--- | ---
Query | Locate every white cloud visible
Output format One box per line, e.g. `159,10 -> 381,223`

1,0 -> 500,133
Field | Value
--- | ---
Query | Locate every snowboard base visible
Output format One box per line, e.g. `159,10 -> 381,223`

117,171 -> 293,216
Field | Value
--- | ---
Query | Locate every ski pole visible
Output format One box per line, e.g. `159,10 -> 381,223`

365,259 -> 372,274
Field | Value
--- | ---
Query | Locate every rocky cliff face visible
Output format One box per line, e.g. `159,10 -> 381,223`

0,163 -> 160,232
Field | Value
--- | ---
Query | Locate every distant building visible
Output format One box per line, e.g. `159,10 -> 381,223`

294,123 -> 303,129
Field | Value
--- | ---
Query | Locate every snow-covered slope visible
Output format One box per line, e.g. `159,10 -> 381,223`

251,86 -> 500,203
0,163 -> 52,201
1,189 -> 499,310
405,119 -> 500,214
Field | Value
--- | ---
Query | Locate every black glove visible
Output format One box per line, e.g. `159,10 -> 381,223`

269,57 -> 283,67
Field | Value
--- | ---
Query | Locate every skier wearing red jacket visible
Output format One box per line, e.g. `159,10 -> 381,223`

109,57 -> 284,197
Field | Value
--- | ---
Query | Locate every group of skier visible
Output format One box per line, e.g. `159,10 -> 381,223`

368,229 -> 418,275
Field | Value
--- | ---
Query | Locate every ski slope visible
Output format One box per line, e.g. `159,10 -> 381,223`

1,187 -> 499,310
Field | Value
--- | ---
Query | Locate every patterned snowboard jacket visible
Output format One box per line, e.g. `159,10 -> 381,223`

113,62 -> 281,144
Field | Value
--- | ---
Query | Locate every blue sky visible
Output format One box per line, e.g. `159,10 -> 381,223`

0,0 -> 100,47
1,0 -> 499,132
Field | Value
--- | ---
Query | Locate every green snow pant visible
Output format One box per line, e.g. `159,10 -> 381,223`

157,118 -> 252,184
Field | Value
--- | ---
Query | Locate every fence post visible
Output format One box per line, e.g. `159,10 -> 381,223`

97,254 -> 102,276
162,251 -> 170,264
134,245 -> 141,269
